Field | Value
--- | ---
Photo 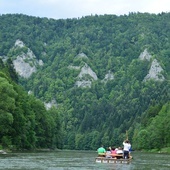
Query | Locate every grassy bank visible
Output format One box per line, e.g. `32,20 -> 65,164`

148,147 -> 170,153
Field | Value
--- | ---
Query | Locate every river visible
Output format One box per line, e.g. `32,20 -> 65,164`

0,150 -> 169,170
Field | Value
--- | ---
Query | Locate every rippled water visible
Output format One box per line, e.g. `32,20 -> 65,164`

0,150 -> 169,170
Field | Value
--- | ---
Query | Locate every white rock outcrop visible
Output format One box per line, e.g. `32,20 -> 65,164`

76,53 -> 88,59
44,99 -> 57,110
15,39 -> 25,48
75,80 -> 92,88
13,55 -> 37,78
102,70 -> 114,83
139,49 -> 152,61
144,59 -> 165,82
68,65 -> 80,70
75,63 -> 98,87
78,63 -> 98,80
12,40 -> 43,78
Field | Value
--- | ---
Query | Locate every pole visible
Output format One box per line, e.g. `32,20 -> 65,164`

126,130 -> 128,140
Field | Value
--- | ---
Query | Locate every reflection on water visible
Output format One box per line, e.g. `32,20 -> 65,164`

0,150 -> 169,170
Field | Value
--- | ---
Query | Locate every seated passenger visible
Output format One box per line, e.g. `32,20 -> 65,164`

116,147 -> 123,159
106,147 -> 112,158
97,145 -> 106,157
116,147 -> 123,154
110,147 -> 117,159
111,147 -> 117,154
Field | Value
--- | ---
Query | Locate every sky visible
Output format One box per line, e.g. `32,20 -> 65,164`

0,0 -> 170,19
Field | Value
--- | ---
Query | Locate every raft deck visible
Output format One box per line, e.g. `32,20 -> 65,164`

95,157 -> 131,164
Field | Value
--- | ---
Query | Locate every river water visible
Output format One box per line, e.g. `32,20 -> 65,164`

0,150 -> 169,170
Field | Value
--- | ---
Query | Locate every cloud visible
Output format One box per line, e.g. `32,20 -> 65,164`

0,0 -> 170,19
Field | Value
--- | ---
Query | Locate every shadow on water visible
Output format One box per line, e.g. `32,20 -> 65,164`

0,150 -> 170,170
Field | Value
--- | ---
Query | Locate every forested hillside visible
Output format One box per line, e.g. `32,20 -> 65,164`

0,59 -> 62,150
0,12 -> 170,151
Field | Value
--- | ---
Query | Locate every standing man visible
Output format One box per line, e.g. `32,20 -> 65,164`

123,140 -> 131,159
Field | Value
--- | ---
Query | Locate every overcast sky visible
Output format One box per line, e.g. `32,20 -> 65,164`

0,0 -> 170,19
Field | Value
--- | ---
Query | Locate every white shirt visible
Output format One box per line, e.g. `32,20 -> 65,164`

123,142 -> 131,151
116,149 -> 123,154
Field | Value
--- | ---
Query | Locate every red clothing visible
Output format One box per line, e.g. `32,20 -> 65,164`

111,150 -> 117,154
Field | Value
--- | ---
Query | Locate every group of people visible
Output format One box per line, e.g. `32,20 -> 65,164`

97,140 -> 132,159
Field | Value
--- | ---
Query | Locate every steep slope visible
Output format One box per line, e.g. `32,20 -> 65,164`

0,13 -> 170,149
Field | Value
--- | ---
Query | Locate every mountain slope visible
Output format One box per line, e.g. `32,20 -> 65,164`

0,13 -> 170,150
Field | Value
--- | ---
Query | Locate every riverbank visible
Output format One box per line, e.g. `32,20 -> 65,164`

156,147 -> 170,154
2,146 -> 170,155
140,147 -> 170,154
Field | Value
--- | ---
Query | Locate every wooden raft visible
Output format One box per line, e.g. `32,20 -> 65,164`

95,157 -> 131,164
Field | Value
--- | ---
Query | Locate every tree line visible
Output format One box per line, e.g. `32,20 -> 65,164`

0,12 -> 170,151
0,59 -> 62,150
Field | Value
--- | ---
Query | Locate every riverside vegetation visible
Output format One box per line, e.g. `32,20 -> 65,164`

0,12 -> 170,152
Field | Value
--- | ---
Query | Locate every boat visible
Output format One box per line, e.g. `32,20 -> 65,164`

95,157 -> 131,164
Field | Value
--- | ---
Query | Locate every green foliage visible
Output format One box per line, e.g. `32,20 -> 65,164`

1,136 -> 12,147
0,13 -> 170,151
0,64 -> 63,150
133,102 -> 170,150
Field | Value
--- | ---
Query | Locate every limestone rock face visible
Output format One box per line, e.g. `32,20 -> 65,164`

69,51 -> 116,87
144,59 -> 165,82
139,49 -> 152,61
102,70 -> 114,83
13,55 -> 37,78
76,53 -> 88,59
12,40 -> 43,78
78,63 -> 98,80
68,65 -> 80,70
14,39 -> 25,48
75,63 -> 98,88
44,99 -> 57,110
75,80 -> 92,88
139,49 -> 165,82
